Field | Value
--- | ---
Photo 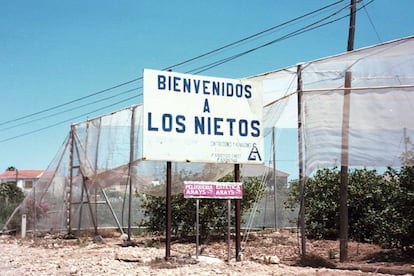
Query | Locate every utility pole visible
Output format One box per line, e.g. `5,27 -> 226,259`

339,0 -> 356,263
347,0 -> 356,52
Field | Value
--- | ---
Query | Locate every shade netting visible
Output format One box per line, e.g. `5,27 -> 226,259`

3,36 -> 414,235
251,36 -> 414,175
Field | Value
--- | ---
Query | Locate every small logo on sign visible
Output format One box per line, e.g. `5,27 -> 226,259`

248,143 -> 262,161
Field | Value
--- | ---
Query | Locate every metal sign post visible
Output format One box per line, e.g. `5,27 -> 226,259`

227,199 -> 231,261
196,199 -> 200,259
184,181 -> 243,261
165,161 -> 172,260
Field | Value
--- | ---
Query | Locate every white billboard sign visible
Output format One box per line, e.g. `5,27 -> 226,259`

143,69 -> 263,164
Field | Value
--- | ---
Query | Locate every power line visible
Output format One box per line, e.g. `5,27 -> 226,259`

0,0 -> 347,129
1,0 -> 367,143
0,95 -> 137,143
188,3 -> 351,74
0,77 -> 142,127
189,0 -> 375,74
0,87 -> 140,132
362,0 -> 382,43
165,0 -> 347,71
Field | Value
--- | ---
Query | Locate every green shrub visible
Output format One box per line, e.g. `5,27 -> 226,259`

285,167 -> 414,251
0,182 -> 25,228
140,175 -> 264,240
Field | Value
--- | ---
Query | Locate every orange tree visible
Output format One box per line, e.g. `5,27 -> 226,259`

285,167 -> 414,251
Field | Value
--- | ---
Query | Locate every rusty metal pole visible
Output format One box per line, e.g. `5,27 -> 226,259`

165,161 -> 172,260
66,126 -> 75,235
165,69 -> 173,259
234,164 -> 241,261
272,127 -> 278,229
296,64 -> 306,258
127,106 -> 136,243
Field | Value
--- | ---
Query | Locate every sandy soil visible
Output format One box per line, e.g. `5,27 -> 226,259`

0,230 -> 412,275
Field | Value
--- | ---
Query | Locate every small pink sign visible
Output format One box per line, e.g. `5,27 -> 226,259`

184,181 -> 243,199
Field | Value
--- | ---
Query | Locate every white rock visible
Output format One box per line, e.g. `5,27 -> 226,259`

268,255 -> 280,264
69,265 -> 78,274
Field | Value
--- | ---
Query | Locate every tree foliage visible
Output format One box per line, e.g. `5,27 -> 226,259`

285,167 -> 414,251
378,166 -> 414,250
0,182 -> 25,228
139,174 -> 264,240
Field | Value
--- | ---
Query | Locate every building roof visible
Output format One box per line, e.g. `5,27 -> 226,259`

241,164 -> 289,178
0,170 -> 44,180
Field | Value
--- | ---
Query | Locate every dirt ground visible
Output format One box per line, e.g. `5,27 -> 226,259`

0,229 -> 413,275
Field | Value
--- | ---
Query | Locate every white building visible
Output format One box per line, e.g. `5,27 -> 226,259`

0,169 -> 43,194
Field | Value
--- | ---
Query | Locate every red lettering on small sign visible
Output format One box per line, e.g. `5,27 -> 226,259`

184,181 -> 242,199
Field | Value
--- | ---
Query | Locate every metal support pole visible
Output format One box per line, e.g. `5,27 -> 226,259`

93,117 -> 102,234
196,199 -> 200,259
234,164 -> 241,261
83,178 -> 97,232
340,71 -> 352,262
21,214 -> 27,239
227,199 -> 231,261
272,126 -> 277,229
165,161 -> 172,260
297,64 -> 306,258
66,126 -> 75,235
127,107 -> 136,243
33,184 -> 36,239
101,186 -> 124,234
77,177 -> 85,237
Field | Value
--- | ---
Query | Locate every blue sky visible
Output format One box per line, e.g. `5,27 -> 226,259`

0,0 -> 413,178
